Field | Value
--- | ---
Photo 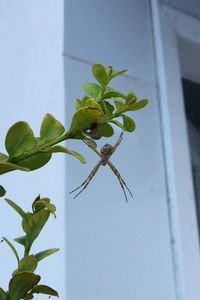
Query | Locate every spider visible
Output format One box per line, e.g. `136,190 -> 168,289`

70,132 -> 133,202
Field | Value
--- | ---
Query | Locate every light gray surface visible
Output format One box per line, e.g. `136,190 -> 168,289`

64,0 -> 155,85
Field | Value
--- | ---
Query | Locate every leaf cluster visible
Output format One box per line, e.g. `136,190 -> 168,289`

71,64 -> 148,139
0,63 -> 148,195
0,196 -> 59,299
0,114 -> 86,178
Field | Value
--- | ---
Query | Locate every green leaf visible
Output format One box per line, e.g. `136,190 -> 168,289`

83,82 -> 102,100
81,95 -> 90,106
0,152 -> 9,163
102,87 -> 126,100
32,199 -> 56,217
114,99 -> 125,112
100,100 -> 114,116
125,90 -> 137,105
106,65 -> 113,76
35,248 -> 59,262
101,122 -> 114,137
122,115 -> 136,132
22,210 -> 50,247
5,121 -> 36,158
32,197 -> 50,212
2,237 -> 20,263
9,272 -> 40,300
68,107 -> 105,136
109,69 -> 128,80
40,113 -> 65,143
30,285 -> 59,297
86,99 -> 102,109
109,120 -> 125,130
74,98 -> 83,110
0,185 -> 6,197
50,145 -> 86,164
0,288 -> 8,300
92,64 -> 108,86
128,99 -> 148,111
18,256 -> 38,273
5,198 -> 26,218
14,236 -> 26,247
0,162 -> 29,175
18,152 -> 52,171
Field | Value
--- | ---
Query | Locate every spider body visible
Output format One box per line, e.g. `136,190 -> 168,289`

70,132 -> 133,202
100,144 -> 114,166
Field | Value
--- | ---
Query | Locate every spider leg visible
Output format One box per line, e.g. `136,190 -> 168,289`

112,131 -> 124,153
107,160 -> 133,202
70,160 -> 102,199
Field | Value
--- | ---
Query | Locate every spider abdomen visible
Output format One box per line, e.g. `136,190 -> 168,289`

100,144 -> 114,166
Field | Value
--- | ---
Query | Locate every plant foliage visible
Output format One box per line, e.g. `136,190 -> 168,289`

1,196 -> 59,299
0,63 -> 148,299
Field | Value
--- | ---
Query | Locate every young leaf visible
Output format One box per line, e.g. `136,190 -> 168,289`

2,237 -> 20,263
32,197 -> 49,213
100,100 -> 114,116
40,113 -> 65,143
74,98 -> 83,110
18,256 -> 38,273
83,82 -> 102,100
122,115 -> 136,132
86,99 -> 102,109
50,145 -> 86,164
101,122 -> 114,137
92,64 -> 108,86
9,272 -> 40,300
114,99 -> 125,112
128,99 -> 148,111
5,198 -> 26,218
0,185 -> 6,197
81,95 -> 90,106
18,152 -> 52,171
109,69 -> 128,80
33,200 -> 56,218
125,90 -> 137,105
106,65 -> 113,76
102,87 -> 126,100
5,121 -> 36,158
34,248 -> 59,262
30,285 -> 59,297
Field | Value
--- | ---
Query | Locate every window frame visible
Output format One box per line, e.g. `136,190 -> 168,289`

151,1 -> 200,300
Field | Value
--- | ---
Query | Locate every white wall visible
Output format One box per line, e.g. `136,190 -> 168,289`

64,1 -> 177,299
0,1 -> 66,299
